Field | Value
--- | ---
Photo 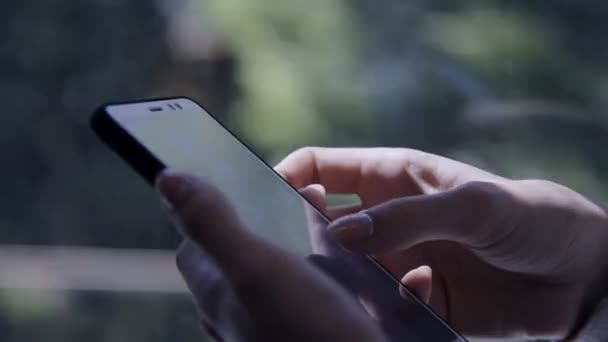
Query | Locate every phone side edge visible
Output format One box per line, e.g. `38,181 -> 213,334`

91,105 -> 166,185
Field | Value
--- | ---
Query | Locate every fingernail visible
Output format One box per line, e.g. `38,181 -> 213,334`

156,169 -> 189,208
328,212 -> 374,240
417,265 -> 432,275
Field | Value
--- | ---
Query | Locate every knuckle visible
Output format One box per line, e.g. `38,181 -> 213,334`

458,180 -> 508,206
293,146 -> 320,156
396,147 -> 423,159
276,146 -> 321,183
458,182 -> 508,220
281,146 -> 316,163
395,148 -> 428,165
455,180 -> 522,246
292,146 -> 324,164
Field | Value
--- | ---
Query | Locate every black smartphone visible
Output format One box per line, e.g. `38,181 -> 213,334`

91,97 -> 467,341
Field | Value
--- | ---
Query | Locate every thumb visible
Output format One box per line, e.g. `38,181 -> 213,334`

156,169 -> 274,282
327,181 -> 521,254
158,171 -> 386,342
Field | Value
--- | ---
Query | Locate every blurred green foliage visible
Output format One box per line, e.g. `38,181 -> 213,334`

2,0 -> 608,341
193,0 -> 608,201
197,0 -> 369,156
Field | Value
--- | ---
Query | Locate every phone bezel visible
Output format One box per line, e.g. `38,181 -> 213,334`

90,96 -> 467,341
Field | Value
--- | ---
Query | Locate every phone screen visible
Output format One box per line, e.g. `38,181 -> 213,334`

98,97 -> 465,342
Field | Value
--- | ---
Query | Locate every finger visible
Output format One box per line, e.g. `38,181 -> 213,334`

161,171 -> 383,341
299,184 -> 327,211
400,266 -> 433,304
299,185 -> 362,220
176,239 -> 228,317
275,147 -> 424,193
275,147 -> 361,192
327,181 -> 522,254
299,185 -> 347,256
175,240 -> 254,341
326,203 -> 363,221
157,169 -> 273,281
305,254 -> 362,298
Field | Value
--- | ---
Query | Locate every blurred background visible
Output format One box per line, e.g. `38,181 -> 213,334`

2,0 -> 608,341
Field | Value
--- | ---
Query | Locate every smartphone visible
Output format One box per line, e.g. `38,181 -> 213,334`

91,97 -> 467,341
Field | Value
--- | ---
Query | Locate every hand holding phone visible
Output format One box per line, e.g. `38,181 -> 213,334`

91,97 -> 467,341
274,147 -> 608,340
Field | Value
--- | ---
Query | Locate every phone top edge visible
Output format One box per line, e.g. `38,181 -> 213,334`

94,96 -> 200,111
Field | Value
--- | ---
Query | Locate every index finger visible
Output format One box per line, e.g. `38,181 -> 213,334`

274,147 -> 382,194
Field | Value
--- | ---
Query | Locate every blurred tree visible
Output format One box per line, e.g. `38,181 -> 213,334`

0,0 -> 239,248
197,0 -> 372,158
